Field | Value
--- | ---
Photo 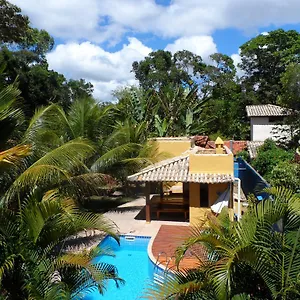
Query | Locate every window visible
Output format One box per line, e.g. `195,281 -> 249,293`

200,184 -> 209,207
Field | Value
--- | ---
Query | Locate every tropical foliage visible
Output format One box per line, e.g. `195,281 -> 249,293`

2,1 -> 300,299
251,140 -> 298,191
269,161 -> 300,193
0,65 -> 168,297
146,187 -> 300,299
0,190 -> 123,299
2,0 -> 300,142
0,80 -> 127,299
129,30 -> 300,141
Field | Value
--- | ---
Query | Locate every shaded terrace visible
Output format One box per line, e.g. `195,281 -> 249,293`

127,145 -> 235,223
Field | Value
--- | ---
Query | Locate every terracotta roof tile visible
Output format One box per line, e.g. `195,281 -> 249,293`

224,141 -> 247,155
193,135 -> 209,147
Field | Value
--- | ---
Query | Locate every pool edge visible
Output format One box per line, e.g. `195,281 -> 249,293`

147,230 -> 169,273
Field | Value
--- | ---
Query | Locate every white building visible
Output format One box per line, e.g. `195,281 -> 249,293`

246,104 -> 290,141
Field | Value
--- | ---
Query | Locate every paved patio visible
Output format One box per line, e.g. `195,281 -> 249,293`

104,197 -> 189,237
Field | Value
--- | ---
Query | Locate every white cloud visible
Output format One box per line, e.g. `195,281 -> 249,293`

47,35 -> 220,101
10,0 -> 300,43
91,79 -> 137,103
10,0 -> 126,44
47,38 -> 152,101
231,50 -> 245,78
165,36 -> 217,63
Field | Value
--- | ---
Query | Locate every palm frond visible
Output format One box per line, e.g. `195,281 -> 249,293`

67,98 -> 116,141
0,83 -> 23,123
59,173 -> 117,198
91,143 -> 141,172
144,269 -> 215,300
6,139 -> 95,200
0,254 -> 17,282
0,144 -> 31,166
23,104 -> 72,146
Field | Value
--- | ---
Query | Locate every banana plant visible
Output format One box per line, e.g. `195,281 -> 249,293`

154,114 -> 169,137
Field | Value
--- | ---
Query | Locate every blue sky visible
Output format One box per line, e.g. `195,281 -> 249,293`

213,24 -> 300,55
10,0 -> 300,101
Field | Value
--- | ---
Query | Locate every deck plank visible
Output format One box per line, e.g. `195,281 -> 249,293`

151,225 -> 206,270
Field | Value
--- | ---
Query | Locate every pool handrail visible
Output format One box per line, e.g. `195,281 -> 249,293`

154,251 -> 168,272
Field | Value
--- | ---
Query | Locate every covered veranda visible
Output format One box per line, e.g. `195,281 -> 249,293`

127,155 -> 235,223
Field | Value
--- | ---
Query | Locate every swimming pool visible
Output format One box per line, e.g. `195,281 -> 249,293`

83,235 -> 153,300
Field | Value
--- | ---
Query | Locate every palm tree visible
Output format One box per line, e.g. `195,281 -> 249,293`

145,187 -> 300,299
0,98 -> 117,205
0,84 -> 122,298
0,101 -> 114,206
0,76 -> 24,149
22,98 -> 166,184
0,80 -> 32,202
92,119 -> 169,182
22,97 -> 117,153
0,189 -> 123,299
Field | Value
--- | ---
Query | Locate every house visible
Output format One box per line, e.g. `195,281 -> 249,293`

246,104 -> 290,141
127,137 -> 237,225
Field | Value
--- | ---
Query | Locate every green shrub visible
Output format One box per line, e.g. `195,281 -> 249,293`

269,161 -> 300,193
236,150 -> 250,162
252,139 -> 293,178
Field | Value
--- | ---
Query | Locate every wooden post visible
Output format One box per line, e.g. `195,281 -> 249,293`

183,182 -> 189,200
160,182 -> 164,199
145,182 -> 151,223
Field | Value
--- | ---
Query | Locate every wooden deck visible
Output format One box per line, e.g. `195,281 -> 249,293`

151,225 -> 206,270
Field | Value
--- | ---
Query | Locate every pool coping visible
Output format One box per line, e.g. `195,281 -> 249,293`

147,232 -> 170,273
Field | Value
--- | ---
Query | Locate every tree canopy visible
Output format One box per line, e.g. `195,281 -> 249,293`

132,50 -> 205,90
239,29 -> 300,104
0,0 -> 29,44
0,1 -> 94,116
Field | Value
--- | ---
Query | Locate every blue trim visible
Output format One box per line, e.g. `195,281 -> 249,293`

235,157 -> 270,201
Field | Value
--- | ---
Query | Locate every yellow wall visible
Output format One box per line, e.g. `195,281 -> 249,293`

208,183 -> 229,206
189,182 -> 230,224
189,183 -> 210,224
189,154 -> 233,174
189,182 -> 200,207
156,140 -> 191,157
190,207 -> 211,225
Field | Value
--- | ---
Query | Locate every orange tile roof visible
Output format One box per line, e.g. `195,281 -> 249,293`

224,141 -> 247,155
192,136 -> 247,155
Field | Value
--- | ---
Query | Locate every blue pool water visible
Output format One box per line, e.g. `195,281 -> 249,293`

83,235 -> 153,300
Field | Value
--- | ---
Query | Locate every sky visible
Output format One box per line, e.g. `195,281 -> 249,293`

10,0 -> 300,102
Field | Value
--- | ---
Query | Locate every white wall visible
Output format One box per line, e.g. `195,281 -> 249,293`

250,117 -> 291,141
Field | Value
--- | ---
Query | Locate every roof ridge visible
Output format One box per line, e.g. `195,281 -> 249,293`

127,155 -> 189,179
